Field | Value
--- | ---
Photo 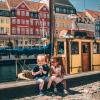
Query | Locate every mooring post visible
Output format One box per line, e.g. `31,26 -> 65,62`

15,59 -> 18,77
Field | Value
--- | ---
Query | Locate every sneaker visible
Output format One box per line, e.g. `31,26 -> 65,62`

63,89 -> 68,95
39,91 -> 44,96
54,88 -> 57,94
46,88 -> 53,96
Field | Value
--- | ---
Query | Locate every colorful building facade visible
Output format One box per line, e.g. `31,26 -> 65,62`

54,0 -> 76,36
0,0 -> 49,47
0,1 -> 10,46
85,9 -> 100,39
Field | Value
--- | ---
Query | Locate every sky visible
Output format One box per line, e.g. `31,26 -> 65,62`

33,0 -> 100,11
70,0 -> 100,11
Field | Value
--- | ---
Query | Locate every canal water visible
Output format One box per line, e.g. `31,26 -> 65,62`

0,59 -> 36,83
0,65 -> 17,83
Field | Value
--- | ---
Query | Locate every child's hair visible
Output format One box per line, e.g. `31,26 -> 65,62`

50,57 -> 66,75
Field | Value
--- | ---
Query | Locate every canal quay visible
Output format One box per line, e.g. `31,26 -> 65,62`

0,0 -> 100,100
13,81 -> 100,100
0,71 -> 100,100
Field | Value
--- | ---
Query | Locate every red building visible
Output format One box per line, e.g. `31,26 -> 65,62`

0,0 -> 49,46
7,0 -> 49,37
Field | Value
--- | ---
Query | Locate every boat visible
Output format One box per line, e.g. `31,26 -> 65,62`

16,0 -> 100,80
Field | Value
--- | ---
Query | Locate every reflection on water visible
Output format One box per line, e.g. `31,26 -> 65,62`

0,60 -> 36,83
0,65 -> 17,83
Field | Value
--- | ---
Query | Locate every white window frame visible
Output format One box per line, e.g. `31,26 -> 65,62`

17,19 -> 20,24
12,18 -> 16,24
21,10 -> 25,16
17,10 -> 20,16
26,11 -> 29,16
26,20 -> 29,25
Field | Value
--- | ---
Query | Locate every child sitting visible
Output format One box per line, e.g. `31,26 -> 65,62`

47,57 -> 67,95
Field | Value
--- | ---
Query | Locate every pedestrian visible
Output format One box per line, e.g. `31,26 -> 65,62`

32,54 -> 50,96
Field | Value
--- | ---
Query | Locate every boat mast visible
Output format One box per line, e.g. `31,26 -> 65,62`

49,0 -> 55,56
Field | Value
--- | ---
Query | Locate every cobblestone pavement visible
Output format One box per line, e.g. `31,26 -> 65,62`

14,81 -> 100,100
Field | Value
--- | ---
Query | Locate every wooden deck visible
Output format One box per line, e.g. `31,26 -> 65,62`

0,71 -> 100,90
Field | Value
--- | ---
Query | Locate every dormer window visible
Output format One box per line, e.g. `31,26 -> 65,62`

63,9 -> 66,13
56,7 -> 60,13
10,9 -> 16,17
21,4 -> 25,8
43,7 -> 46,11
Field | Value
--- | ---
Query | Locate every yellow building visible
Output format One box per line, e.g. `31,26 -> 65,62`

0,1 -> 10,46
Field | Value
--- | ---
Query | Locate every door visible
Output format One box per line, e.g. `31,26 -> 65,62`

82,42 -> 91,72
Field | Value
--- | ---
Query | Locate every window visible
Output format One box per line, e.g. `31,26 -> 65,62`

17,27 -> 20,34
0,27 -> 4,34
93,43 -> 100,54
82,45 -> 88,53
17,10 -> 20,16
35,29 -> 39,34
26,20 -> 29,25
0,10 -> 10,17
6,28 -> 9,33
12,18 -> 16,24
26,11 -> 29,16
40,21 -> 42,27
10,10 -> 16,17
66,9 -> 70,14
30,28 -> 33,34
71,42 -> 79,54
12,27 -> 16,34
47,22 -> 49,26
1,18 -> 4,23
6,19 -> 9,23
26,28 -> 29,34
44,21 -> 46,26
17,19 -> 20,24
63,9 -> 66,13
29,40 -> 31,44
21,28 -> 25,34
39,13 -> 42,18
21,11 -> 25,16
59,8 -> 64,13
43,7 -> 46,11
56,7 -> 60,13
43,14 -> 46,18
57,41 -> 64,54
44,29 -> 47,36
35,21 -> 39,26
35,13 -> 38,19
21,19 -> 25,24
47,14 -> 49,18
40,29 -> 43,34
25,41 -> 28,45
30,19 -> 33,25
